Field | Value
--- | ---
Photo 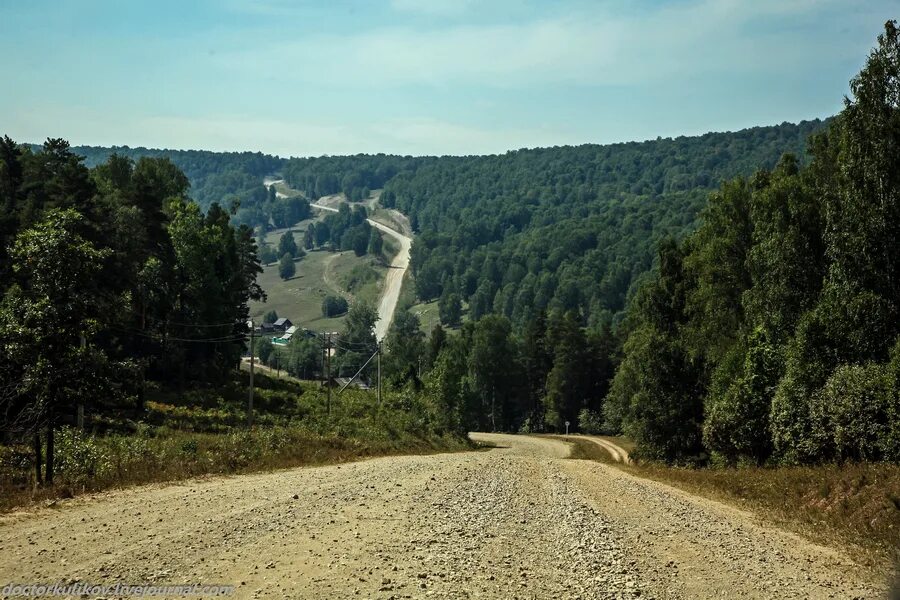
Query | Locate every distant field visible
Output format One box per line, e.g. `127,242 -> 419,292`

410,300 -> 441,335
250,248 -> 388,333
409,298 -> 469,336
252,186 -> 405,334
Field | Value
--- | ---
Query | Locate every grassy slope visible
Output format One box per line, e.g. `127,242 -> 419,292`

408,299 -> 470,337
251,188 -> 400,333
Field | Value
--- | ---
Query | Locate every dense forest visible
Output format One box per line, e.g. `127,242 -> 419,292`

388,119 -> 826,328
602,22 -> 900,465
57,145 -> 305,232
0,141 -> 264,482
379,22 -> 899,467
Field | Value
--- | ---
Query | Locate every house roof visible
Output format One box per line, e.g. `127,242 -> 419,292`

273,317 -> 291,326
285,325 -> 298,335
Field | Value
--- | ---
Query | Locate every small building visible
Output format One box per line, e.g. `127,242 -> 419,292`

259,322 -> 276,334
273,317 -> 293,332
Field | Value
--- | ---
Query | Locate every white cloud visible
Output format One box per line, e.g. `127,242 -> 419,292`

215,0 -> 873,89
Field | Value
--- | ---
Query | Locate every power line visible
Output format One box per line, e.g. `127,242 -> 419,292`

106,325 -> 249,344
95,290 -> 250,328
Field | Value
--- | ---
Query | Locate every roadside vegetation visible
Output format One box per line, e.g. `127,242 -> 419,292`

0,371 -> 470,512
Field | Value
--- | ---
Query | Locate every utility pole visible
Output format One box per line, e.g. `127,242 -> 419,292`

247,321 -> 255,428
77,334 -> 86,429
325,332 -> 332,415
377,341 -> 382,405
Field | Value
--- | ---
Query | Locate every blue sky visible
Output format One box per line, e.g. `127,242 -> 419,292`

0,0 -> 893,156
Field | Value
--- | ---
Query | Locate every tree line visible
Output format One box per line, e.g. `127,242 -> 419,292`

61,144 -> 309,234
604,22 -> 900,465
0,141 -> 264,483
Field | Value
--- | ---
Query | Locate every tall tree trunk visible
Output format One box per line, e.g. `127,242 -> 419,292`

45,408 -> 55,485
33,432 -> 43,486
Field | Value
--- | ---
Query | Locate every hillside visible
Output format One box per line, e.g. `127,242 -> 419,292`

65,119 -> 828,332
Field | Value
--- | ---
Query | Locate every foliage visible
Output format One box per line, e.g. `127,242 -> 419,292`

321,295 -> 349,318
256,336 -> 274,365
607,22 -> 900,465
278,253 -> 296,280
278,231 -> 298,258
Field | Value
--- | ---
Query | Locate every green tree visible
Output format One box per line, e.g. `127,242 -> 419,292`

278,230 -> 297,258
337,302 -> 378,377
384,311 -> 426,386
426,324 -> 447,369
322,295 -> 349,317
258,243 -> 277,265
257,336 -> 274,364
278,253 -> 295,280
304,224 -> 315,250
263,310 -> 279,324
438,290 -> 462,327
1,209 -> 111,484
286,336 -> 320,380
543,312 -> 588,431
468,315 -> 524,431
367,229 -> 383,257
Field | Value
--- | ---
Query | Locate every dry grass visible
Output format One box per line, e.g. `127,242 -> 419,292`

619,461 -> 900,566
543,435 -> 616,463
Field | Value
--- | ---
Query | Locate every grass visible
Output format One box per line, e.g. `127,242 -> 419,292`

0,372 -> 471,513
249,249 -> 388,333
410,300 -> 441,335
369,207 -> 412,237
545,435 -> 615,462
560,434 -> 900,566
623,460 -> 900,566
408,298 -> 470,337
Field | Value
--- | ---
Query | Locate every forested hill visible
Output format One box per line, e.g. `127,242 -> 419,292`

30,144 -> 285,220
57,119 -> 827,328
383,119 -> 828,327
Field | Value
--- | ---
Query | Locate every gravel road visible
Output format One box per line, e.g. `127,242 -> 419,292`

0,435 -> 889,599
310,201 -> 411,341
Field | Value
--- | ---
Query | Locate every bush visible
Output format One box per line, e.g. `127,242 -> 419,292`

278,253 -> 296,280
577,409 -> 604,434
703,329 -> 779,464
345,264 -> 377,293
322,295 -> 349,317
811,363 -> 895,462
55,429 -> 110,487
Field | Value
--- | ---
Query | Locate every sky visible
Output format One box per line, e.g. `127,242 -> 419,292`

0,0 -> 894,157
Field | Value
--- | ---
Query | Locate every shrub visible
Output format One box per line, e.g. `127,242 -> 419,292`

55,429 -> 110,487
812,363 -> 895,461
322,295 -> 349,317
704,329 -> 779,464
577,409 -> 604,434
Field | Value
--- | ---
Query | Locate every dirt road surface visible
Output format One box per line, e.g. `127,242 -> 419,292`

0,434 -> 889,599
311,201 -> 411,341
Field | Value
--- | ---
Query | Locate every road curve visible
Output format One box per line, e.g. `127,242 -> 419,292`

578,435 -> 632,464
311,202 -> 411,341
0,434 -> 888,599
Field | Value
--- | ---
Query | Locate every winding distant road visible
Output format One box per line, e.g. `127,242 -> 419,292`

310,201 -> 411,341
